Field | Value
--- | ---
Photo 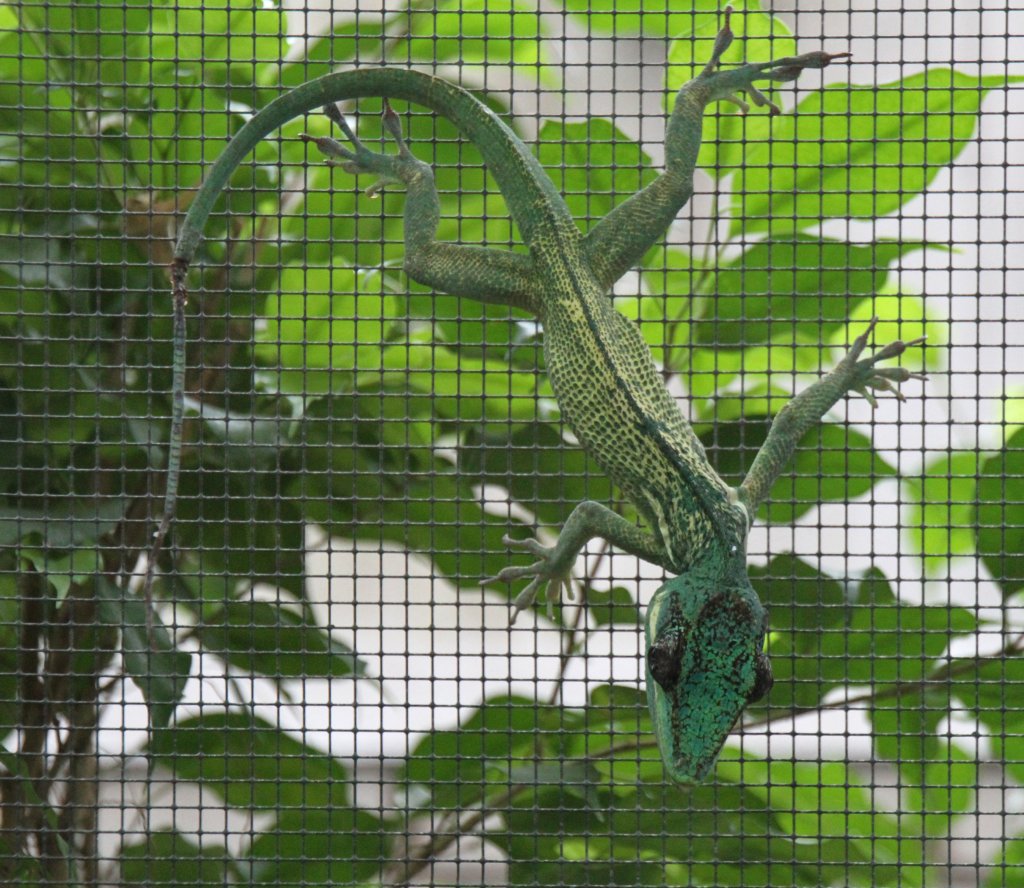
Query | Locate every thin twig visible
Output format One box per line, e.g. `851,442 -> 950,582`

545,536 -> 612,707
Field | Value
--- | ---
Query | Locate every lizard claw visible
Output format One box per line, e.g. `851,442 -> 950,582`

500,532 -> 550,559
853,384 -> 879,409
483,534 -> 576,623
846,318 -> 927,407
300,132 -> 358,162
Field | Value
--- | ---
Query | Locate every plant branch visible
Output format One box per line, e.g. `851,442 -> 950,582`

377,629 -> 1024,885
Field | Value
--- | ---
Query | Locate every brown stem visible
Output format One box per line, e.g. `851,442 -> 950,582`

2,568 -> 49,866
381,784 -> 524,887
545,536 -> 612,707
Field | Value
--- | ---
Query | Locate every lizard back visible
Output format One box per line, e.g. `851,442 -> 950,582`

536,249 -> 744,570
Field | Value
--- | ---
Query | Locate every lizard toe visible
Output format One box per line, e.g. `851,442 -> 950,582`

483,561 -> 544,586
501,534 -> 551,558
510,577 -> 546,623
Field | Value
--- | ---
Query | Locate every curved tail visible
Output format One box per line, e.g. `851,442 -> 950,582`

149,68 -> 571,596
174,68 -> 568,264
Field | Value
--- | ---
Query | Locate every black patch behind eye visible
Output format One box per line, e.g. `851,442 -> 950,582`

748,651 -> 773,703
648,629 -> 686,691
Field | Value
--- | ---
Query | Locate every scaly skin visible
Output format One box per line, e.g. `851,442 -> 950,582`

154,9 -> 923,783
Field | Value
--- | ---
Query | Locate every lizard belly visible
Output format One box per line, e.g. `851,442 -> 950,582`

541,293 -> 732,566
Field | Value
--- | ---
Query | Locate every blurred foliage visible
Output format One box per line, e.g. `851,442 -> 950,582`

0,0 -> 1020,885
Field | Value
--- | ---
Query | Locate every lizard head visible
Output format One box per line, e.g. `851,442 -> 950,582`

644,549 -> 772,784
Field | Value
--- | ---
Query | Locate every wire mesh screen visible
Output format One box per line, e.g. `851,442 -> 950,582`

1,0 -> 1021,885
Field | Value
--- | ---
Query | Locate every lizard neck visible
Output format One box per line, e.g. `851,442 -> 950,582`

665,487 -> 749,573
685,526 -> 751,590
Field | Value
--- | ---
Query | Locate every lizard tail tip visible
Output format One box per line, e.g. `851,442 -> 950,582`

381,99 -> 409,148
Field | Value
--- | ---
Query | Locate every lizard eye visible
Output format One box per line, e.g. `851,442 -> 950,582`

647,631 -> 686,691
748,651 -> 773,703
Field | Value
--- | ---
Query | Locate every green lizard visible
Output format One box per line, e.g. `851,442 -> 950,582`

156,9 -> 922,783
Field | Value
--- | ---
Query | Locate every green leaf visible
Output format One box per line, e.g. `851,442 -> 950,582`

0,752 -> 53,880
0,234 -> 76,291
748,554 -> 848,713
403,695 -> 546,810
258,265 -> 400,397
843,568 -> 975,688
120,831 -> 241,887
194,599 -> 366,681
623,247 -> 700,367
714,756 -> 921,887
904,450 -> 981,571
870,691 -> 948,779
871,734 -> 978,839
293,397 -> 526,592
748,564 -> 975,719
730,69 -> 1021,236
21,547 -> 102,604
276,17 -> 388,91
173,467 -> 306,600
126,82 -> 243,192
374,335 -> 542,425
952,646 -> 1024,786
500,752 -> 911,888
150,0 -> 288,95
461,421 -> 617,535
573,686 -> 663,787
95,577 -> 191,729
0,572 -> 19,658
248,806 -> 392,886
984,830 -> 1024,888
562,0 -> 752,38
767,422 -> 896,524
695,238 -> 933,348
15,0 -> 155,85
704,419 -> 896,524
537,118 -> 656,226
0,497 -> 126,549
407,0 -> 555,82
913,747 -> 977,837
149,710 -> 351,811
977,426 -> 1024,596
1001,387 -> 1024,438
586,585 -> 642,627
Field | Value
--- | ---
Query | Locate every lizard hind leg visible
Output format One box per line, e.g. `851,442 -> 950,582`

300,100 -> 431,197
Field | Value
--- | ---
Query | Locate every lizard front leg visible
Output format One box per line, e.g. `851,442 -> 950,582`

487,500 -> 677,622
304,102 -> 540,312
738,318 -> 925,513
582,8 -> 850,290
